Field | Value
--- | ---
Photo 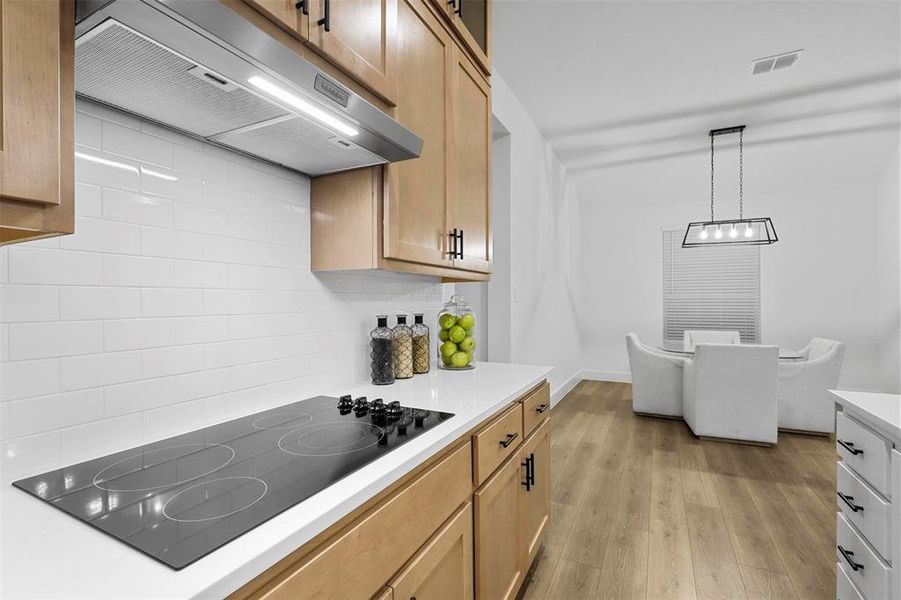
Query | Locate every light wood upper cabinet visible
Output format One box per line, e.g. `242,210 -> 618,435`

242,0 -> 309,39
450,45 -> 491,272
474,454 -> 524,600
307,0 -> 397,105
519,419 -> 550,567
0,0 -> 74,246
383,0 -> 454,268
431,0 -> 490,74
390,501 -> 474,600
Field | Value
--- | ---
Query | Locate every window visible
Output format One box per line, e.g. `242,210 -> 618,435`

662,228 -> 760,346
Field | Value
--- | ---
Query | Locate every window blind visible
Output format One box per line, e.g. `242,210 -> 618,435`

662,228 -> 760,345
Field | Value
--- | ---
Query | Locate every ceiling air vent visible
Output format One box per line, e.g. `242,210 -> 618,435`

751,49 -> 804,75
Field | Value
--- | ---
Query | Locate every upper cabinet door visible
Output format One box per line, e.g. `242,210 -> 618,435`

242,0 -> 310,40
0,0 -> 74,245
307,0 -> 398,105
383,0 -> 454,268
449,0 -> 489,74
450,47 -> 491,273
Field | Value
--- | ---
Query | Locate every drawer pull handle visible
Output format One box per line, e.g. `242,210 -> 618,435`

838,492 -> 864,513
294,0 -> 308,14
837,545 -> 864,571
536,403 -> 550,414
838,439 -> 863,455
521,456 -> 532,491
500,432 -> 518,448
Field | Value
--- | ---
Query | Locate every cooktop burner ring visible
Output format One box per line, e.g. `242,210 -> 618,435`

92,443 -> 236,493
251,412 -> 314,431
277,421 -> 387,457
162,476 -> 268,523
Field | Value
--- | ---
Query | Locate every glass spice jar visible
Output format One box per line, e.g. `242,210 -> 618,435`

437,295 -> 476,369
412,313 -> 430,374
392,314 -> 414,379
370,315 -> 394,385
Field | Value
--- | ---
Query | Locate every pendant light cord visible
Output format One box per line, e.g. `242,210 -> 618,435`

710,134 -> 715,221
739,129 -> 744,220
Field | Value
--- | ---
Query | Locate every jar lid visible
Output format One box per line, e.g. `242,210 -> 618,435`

396,314 -> 407,324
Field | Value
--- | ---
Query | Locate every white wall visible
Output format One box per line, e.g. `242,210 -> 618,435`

0,100 -> 449,483
578,128 -> 899,392
490,73 -> 583,402
876,147 -> 901,392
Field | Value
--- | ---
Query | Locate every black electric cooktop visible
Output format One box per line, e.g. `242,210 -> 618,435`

12,395 -> 453,570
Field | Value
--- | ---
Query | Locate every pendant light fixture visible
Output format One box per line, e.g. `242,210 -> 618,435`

682,125 -> 778,247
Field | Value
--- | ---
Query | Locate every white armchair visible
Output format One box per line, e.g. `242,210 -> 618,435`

626,333 -> 686,418
683,330 -> 741,351
777,337 -> 845,434
683,343 -> 779,445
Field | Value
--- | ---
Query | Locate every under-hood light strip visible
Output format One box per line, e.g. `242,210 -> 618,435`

248,76 -> 359,138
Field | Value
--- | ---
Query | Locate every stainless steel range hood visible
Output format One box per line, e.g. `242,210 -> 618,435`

74,0 -> 422,176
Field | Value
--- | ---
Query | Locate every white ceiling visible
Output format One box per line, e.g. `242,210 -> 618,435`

492,1 -> 901,187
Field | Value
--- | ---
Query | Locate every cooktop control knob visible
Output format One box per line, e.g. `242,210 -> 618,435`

353,397 -> 369,415
337,395 -> 354,410
370,398 -> 386,416
386,400 -> 403,418
396,417 -> 412,436
413,409 -> 429,428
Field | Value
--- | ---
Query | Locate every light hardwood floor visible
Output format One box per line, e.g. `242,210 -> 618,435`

519,380 -> 836,600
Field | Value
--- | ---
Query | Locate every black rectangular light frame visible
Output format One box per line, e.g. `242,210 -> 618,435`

682,217 -> 778,247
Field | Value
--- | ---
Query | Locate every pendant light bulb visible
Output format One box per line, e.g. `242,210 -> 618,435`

699,227 -> 709,240
744,224 -> 753,238
714,225 -> 723,239
729,225 -> 738,238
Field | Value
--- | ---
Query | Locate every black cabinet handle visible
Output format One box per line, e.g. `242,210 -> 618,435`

500,432 -> 518,448
317,0 -> 330,31
294,0 -> 308,15
528,452 -> 535,485
536,403 -> 549,414
457,229 -> 463,259
447,228 -> 458,257
838,439 -> 863,456
837,545 -> 863,571
454,0 -> 462,17
447,0 -> 456,7
838,492 -> 864,513
521,457 -> 531,491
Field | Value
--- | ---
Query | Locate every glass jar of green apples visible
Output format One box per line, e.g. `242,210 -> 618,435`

437,295 -> 476,369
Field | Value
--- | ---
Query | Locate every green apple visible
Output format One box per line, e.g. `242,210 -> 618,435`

438,313 -> 456,330
440,341 -> 458,359
448,325 -> 466,343
459,337 -> 475,353
442,355 -> 454,366
450,351 -> 470,368
438,329 -> 449,342
464,328 -> 473,337
457,313 -> 475,330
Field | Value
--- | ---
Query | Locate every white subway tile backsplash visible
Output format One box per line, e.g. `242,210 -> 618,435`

142,344 -> 203,378
60,287 -> 142,320
103,188 -> 174,228
60,351 -> 142,391
1,99 -> 448,483
9,321 -> 104,360
9,389 -> 104,438
59,217 -> 142,254
0,358 -> 60,401
0,285 -> 59,323
8,247 -> 103,285
104,318 -> 176,352
103,254 -> 174,287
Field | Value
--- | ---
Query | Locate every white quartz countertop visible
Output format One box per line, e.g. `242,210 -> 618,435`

831,389 -> 901,440
0,361 -> 552,600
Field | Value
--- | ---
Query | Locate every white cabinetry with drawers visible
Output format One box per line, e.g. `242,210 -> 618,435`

832,391 -> 901,600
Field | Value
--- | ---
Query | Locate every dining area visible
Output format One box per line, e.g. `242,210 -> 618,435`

626,330 -> 846,445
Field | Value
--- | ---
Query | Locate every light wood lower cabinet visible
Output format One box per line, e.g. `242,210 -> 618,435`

474,451 -> 525,600
0,0 -> 75,246
519,419 -> 550,566
390,502 -> 474,600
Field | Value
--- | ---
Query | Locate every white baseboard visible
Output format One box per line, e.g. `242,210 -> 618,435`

580,369 -> 632,383
551,371 -> 582,406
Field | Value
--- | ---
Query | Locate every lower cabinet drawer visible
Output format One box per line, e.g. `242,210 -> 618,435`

473,404 -> 523,485
256,442 -> 473,600
520,381 -> 550,437
837,460 -> 892,562
837,512 -> 891,600
837,561 -> 867,600
837,411 -> 893,499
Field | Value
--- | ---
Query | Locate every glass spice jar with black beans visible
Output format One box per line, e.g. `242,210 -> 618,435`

370,315 -> 394,385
